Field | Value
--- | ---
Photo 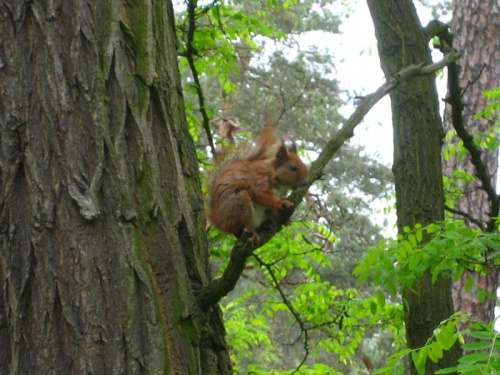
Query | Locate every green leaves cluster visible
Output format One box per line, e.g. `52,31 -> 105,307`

437,322 -> 500,374
176,0 -> 284,139
178,4 -> 277,87
375,315 -> 500,375
355,219 -> 500,373
444,87 -> 500,164
475,87 -> 500,124
212,221 -> 403,374
355,220 -> 500,297
375,314 -> 461,375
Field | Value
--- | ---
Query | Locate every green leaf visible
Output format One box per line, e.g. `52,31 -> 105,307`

458,352 -> 489,364
390,348 -> 414,358
477,286 -> 486,303
376,290 -> 386,308
427,223 -> 441,234
436,327 -> 458,351
416,228 -> 423,243
464,276 -> 475,292
428,342 -> 444,363
408,234 -> 417,247
435,367 -> 460,374
412,348 -> 428,375
385,280 -> 398,296
409,253 -> 421,271
469,331 -> 495,340
453,264 -> 464,281
463,341 -> 491,351
402,240 -> 413,253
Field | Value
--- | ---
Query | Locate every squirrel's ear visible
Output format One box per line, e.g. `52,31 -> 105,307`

276,142 -> 288,161
288,142 -> 298,154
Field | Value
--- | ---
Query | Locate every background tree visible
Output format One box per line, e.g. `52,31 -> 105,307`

366,0 -> 462,373
0,1 -> 231,374
441,0 -> 500,326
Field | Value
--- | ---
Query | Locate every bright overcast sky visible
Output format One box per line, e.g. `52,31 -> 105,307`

316,0 -> 450,166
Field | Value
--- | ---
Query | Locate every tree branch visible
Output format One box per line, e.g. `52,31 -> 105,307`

185,0 -> 216,157
196,51 -> 461,310
445,205 -> 487,230
252,254 -> 310,374
289,50 -> 461,205
423,20 -> 449,42
436,29 -> 500,232
196,217 -> 288,310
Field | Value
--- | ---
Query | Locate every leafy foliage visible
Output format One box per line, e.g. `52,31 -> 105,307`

355,219 -> 500,374
174,2 -> 500,375
372,315 -> 500,375
435,320 -> 500,374
355,220 -> 500,298
217,222 -> 404,374
176,0 -> 395,371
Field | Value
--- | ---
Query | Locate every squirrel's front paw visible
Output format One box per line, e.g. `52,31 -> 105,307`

279,199 -> 294,209
277,199 -> 295,226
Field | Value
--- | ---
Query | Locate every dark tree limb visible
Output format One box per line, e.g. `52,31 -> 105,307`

196,214 -> 290,310
424,20 -> 449,42
196,51 -> 461,310
185,0 -> 216,157
445,205 -> 487,230
436,29 -> 500,232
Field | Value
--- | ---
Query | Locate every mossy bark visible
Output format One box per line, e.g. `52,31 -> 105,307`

0,1 -> 230,374
367,0 -> 461,373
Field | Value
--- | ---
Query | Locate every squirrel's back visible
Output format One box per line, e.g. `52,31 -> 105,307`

208,124 -> 309,242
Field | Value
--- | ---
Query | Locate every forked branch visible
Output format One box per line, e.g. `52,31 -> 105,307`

436,28 -> 500,231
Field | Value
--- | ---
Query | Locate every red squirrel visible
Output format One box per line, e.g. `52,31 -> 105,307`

208,125 -> 309,244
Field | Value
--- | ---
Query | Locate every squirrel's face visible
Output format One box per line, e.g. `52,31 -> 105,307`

274,144 -> 309,188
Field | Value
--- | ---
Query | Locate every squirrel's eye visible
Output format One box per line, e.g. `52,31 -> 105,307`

290,165 -> 297,172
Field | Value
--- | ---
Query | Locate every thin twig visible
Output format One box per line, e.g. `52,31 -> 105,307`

253,254 -> 310,374
185,0 -> 216,157
445,205 -> 487,230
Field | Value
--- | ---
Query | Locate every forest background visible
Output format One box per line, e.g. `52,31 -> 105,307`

175,0 -> 499,373
1,0 -> 499,374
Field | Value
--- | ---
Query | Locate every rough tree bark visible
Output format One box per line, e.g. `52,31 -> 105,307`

442,0 -> 500,326
0,1 -> 231,374
367,0 -> 461,373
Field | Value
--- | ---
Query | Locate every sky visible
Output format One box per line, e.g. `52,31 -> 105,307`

311,0 -> 450,166
295,0 -> 451,233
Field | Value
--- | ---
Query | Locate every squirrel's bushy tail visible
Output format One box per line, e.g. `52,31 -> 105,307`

208,124 -> 278,193
246,124 -> 278,161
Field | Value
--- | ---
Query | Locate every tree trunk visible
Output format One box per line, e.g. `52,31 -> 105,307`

367,0 -> 461,373
442,0 -> 500,326
0,1 -> 231,374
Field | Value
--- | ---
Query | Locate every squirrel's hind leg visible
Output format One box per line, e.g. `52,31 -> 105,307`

242,226 -> 260,245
